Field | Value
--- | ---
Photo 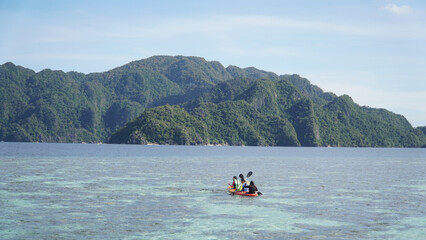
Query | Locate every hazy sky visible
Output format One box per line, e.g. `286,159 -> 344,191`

1,0 -> 425,127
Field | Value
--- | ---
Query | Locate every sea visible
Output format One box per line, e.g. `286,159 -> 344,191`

0,142 -> 425,240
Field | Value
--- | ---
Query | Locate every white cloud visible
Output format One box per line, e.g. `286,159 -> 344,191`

385,4 -> 412,15
19,12 -> 425,48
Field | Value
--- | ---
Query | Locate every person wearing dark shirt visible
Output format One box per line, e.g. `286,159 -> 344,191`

246,181 -> 258,194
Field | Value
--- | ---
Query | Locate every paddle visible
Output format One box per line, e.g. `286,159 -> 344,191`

239,171 -> 252,181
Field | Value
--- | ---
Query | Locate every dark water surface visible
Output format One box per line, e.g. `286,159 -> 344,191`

1,142 -> 425,239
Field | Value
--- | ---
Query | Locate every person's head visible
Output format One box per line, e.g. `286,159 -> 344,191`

233,176 -> 237,180
242,179 -> 246,183
250,181 -> 255,186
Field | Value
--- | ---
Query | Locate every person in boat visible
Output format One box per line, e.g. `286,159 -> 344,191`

239,175 -> 245,183
238,178 -> 245,192
241,178 -> 250,192
237,176 -> 246,191
230,176 -> 239,189
238,174 -> 247,189
246,181 -> 258,194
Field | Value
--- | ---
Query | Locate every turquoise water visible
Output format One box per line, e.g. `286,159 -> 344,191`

0,143 -> 425,239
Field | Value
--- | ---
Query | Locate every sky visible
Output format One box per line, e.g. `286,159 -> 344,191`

1,0 -> 425,127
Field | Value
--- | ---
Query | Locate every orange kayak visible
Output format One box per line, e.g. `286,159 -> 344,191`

227,185 -> 258,197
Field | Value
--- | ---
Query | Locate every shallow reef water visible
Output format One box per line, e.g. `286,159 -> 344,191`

1,143 -> 425,239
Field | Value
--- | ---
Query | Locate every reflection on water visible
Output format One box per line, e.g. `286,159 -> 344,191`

0,143 -> 425,239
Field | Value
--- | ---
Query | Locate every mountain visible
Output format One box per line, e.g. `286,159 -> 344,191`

0,56 -> 277,143
109,71 -> 426,147
1,56 -> 425,147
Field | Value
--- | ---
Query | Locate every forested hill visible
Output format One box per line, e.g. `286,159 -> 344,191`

1,56 -> 425,147
1,56 -> 235,142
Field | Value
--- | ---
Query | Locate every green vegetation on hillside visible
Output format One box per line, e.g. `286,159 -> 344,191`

0,56 -> 235,142
110,71 -> 426,147
1,56 -> 425,147
109,105 -> 208,145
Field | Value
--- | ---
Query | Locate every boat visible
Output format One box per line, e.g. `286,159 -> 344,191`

227,185 -> 259,197
233,191 -> 259,197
